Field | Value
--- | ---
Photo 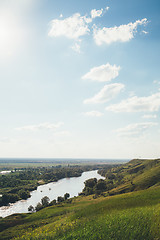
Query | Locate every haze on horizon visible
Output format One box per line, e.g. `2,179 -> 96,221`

0,0 -> 160,159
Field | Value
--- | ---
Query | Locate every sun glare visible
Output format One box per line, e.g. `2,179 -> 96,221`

0,10 -> 24,57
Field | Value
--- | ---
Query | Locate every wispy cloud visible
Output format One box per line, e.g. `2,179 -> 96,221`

115,122 -> 158,137
84,83 -> 124,104
153,80 -> 160,89
71,42 -> 81,53
142,114 -> 157,119
142,30 -> 148,34
83,111 -> 104,117
91,8 -> 103,19
106,92 -> 160,112
15,122 -> 64,131
93,18 -> 148,45
82,63 -> 120,82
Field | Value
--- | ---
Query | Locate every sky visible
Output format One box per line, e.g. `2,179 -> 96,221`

0,0 -> 160,159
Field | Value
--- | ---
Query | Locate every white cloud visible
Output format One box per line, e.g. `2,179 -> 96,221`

84,83 -> 124,104
93,18 -> 148,45
82,63 -> 120,82
15,122 -> 64,131
90,7 -> 109,19
83,111 -> 104,117
115,122 -> 158,137
91,8 -> 103,19
48,7 -> 109,42
142,114 -> 157,119
106,92 -> 160,112
71,42 -> 81,53
142,30 -> 148,34
48,13 -> 90,40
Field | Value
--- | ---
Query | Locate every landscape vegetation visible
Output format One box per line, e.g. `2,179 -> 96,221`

0,0 -> 159,239
1,158 -> 160,239
0,161 -> 115,207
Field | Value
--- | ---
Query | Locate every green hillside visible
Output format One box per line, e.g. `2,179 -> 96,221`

100,158 -> 160,195
1,159 -> 160,240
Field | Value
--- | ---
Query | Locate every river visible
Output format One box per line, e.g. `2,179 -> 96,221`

0,170 -> 104,218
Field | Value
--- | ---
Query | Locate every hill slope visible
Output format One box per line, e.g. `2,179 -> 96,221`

1,159 -> 160,240
100,158 -> 160,195
1,186 -> 160,239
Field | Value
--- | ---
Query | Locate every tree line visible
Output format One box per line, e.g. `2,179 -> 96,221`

28,193 -> 71,212
0,164 -> 110,206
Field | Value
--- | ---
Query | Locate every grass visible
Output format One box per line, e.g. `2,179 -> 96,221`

1,158 -> 160,239
109,158 -> 160,195
1,186 -> 160,239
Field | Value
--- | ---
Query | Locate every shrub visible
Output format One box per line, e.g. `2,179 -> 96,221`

66,198 -> 72,204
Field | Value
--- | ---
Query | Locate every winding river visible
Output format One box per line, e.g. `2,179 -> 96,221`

0,170 -> 104,218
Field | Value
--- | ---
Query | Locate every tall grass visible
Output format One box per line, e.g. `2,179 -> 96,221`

11,186 -> 160,240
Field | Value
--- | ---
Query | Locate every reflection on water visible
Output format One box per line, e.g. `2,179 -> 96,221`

0,170 -> 104,218
0,170 -> 12,174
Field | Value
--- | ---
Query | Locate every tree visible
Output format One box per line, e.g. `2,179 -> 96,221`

49,199 -> 56,206
35,202 -> 43,211
94,179 -> 107,195
2,193 -> 19,205
64,193 -> 70,200
57,196 -> 64,203
19,190 -> 30,200
106,173 -> 115,180
82,178 -> 98,196
41,196 -> 50,207
96,179 -> 107,191
84,178 -> 97,188
28,205 -> 35,212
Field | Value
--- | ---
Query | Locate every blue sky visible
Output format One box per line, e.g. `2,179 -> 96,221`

0,0 -> 160,159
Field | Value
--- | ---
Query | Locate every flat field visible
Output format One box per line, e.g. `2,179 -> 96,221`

0,158 -> 126,170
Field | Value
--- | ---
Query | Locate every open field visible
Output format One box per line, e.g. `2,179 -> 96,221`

0,158 -> 127,170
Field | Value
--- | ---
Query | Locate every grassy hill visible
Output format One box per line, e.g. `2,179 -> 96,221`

98,158 -> 160,196
1,158 -> 160,240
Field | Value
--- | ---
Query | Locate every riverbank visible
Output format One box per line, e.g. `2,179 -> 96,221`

1,159 -> 160,239
0,170 -> 105,218
0,164 -> 117,208
0,166 -> 84,207
1,184 -> 160,239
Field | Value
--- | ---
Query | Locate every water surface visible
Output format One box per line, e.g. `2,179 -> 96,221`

0,170 -> 104,218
